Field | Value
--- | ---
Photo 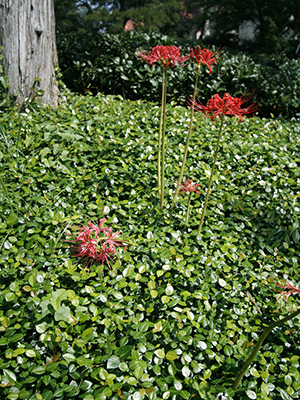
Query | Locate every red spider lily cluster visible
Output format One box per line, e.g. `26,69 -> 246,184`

136,45 -> 188,68
137,45 -> 221,71
67,218 -> 124,269
178,179 -> 202,195
188,92 -> 258,122
136,43 -> 259,218
271,277 -> 300,300
189,46 -> 221,73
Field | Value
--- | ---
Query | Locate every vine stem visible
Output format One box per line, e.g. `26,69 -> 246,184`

172,64 -> 200,208
198,118 -> 224,235
160,66 -> 167,209
232,308 -> 300,390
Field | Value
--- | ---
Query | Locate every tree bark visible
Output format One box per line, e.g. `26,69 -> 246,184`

0,0 -> 58,106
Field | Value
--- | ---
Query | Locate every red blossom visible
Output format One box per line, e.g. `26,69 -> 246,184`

136,45 -> 188,68
271,277 -> 300,300
189,46 -> 221,73
67,218 -> 124,269
178,179 -> 202,195
188,92 -> 258,122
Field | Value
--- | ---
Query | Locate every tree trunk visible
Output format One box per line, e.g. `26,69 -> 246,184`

0,0 -> 58,106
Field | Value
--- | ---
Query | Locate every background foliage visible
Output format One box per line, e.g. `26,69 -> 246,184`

184,0 -> 300,56
54,0 -> 182,36
0,91 -> 300,399
56,31 -> 300,118
54,0 -> 300,56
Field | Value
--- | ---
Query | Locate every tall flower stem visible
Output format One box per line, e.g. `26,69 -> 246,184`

172,65 -> 201,208
185,191 -> 192,225
198,118 -> 224,235
232,308 -> 300,390
157,67 -> 167,195
160,66 -> 167,209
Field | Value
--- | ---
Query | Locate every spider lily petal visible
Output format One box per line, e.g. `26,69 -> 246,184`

189,46 -> 221,73
188,92 -> 258,122
137,45 -> 187,68
271,277 -> 300,300
178,179 -> 202,195
66,218 -> 124,270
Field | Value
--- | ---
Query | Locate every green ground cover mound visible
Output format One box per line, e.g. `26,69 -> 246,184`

0,93 -> 300,399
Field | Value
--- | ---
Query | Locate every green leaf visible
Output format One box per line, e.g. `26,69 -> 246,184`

6,213 -> 18,226
250,367 -> 260,378
174,380 -> 183,390
99,294 -> 107,302
84,395 -> 94,400
53,388 -> 64,397
284,375 -> 292,386
107,355 -> 121,369
118,345 -> 134,360
54,305 -> 71,322
276,388 -> 293,400
246,390 -> 257,399
36,323 -> 47,334
150,290 -> 158,298
3,369 -> 17,382
165,285 -> 174,295
76,356 -> 93,367
31,366 -> 46,374
179,391 -> 191,399
7,394 -> 19,400
82,327 -> 93,339
197,341 -> 207,350
166,351 -> 178,361
203,369 -> 211,380
224,345 -> 232,356
154,349 -> 165,359
5,292 -> 15,302
127,377 -> 137,385
52,296 -> 61,312
219,278 -> 227,287
28,274 -> 36,286
133,366 -> 143,379
182,366 -> 191,378
25,350 -> 36,358
63,353 -> 76,362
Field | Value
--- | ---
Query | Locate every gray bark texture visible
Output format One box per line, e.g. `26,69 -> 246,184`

0,0 -> 58,106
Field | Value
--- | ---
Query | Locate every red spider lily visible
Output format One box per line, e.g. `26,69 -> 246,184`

67,218 -> 124,269
136,45 -> 188,68
188,92 -> 258,122
189,46 -> 221,73
178,179 -> 202,195
271,277 -> 300,300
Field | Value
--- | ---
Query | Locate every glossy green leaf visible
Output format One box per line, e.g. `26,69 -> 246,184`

166,351 -> 178,361
107,355 -> 121,369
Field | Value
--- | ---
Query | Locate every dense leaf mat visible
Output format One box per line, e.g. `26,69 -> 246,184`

0,93 -> 300,399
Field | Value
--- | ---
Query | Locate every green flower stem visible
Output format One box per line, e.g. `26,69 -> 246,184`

160,66 -> 167,209
0,228 -> 13,253
232,308 -> 300,390
157,67 -> 166,195
172,65 -> 200,208
185,191 -> 192,225
198,118 -> 224,235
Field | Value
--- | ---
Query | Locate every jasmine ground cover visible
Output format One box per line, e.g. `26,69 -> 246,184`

0,92 -> 300,399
